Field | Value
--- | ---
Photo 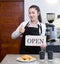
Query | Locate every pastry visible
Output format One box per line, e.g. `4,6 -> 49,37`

19,55 -> 35,61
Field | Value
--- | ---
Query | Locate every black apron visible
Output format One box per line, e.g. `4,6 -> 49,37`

20,23 -> 42,54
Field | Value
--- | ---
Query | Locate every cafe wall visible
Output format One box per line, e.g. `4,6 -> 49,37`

0,1 -> 24,62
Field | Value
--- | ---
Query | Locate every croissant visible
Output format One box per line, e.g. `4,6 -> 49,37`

19,55 -> 35,61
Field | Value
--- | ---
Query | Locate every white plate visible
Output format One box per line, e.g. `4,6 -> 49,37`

17,57 -> 36,62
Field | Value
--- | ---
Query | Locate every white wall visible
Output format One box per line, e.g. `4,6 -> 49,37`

24,0 -> 60,25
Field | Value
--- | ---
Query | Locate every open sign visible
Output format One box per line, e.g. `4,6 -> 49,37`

25,35 -> 46,46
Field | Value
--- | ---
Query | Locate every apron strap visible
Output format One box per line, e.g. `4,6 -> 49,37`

25,22 -> 29,28
38,24 -> 42,35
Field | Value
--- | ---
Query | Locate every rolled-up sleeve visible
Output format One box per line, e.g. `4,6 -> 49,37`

11,24 -> 21,39
11,21 -> 28,39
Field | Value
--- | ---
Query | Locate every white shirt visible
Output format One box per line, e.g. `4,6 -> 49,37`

11,21 -> 46,39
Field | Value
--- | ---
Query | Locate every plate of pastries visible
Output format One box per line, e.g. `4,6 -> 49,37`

17,55 -> 36,62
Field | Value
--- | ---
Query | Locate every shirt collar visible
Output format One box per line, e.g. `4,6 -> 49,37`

29,21 -> 41,25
